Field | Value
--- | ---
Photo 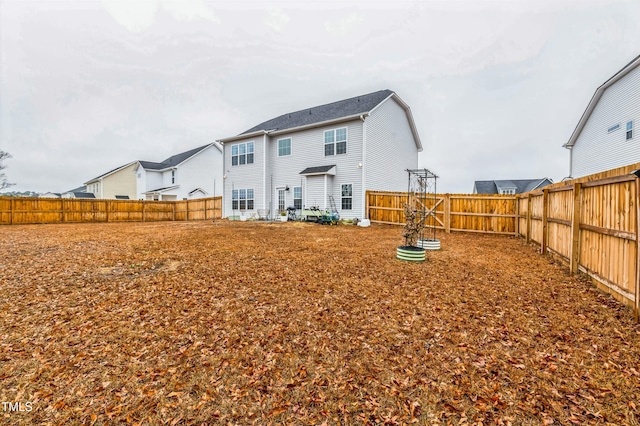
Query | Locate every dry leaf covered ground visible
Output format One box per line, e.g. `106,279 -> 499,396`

1,220 -> 640,425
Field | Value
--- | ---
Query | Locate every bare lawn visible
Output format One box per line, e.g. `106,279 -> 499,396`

1,221 -> 639,425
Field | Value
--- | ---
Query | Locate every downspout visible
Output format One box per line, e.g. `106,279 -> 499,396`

360,114 -> 367,219
263,132 -> 268,210
323,174 -> 327,210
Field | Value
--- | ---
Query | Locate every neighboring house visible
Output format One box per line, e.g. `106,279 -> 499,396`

84,161 -> 137,200
61,186 -> 96,199
564,54 -> 640,178
39,192 -> 61,198
134,143 -> 223,200
473,178 -> 552,195
217,89 -> 423,219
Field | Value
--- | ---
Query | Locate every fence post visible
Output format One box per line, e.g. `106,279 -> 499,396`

10,197 -> 14,225
514,195 -> 520,236
143,201 -> 146,222
526,193 -> 532,243
172,202 -> 176,221
365,191 -> 370,220
61,198 -> 66,223
186,200 -> 190,221
106,200 -> 110,223
541,189 -> 549,254
634,173 -> 640,322
570,183 -> 582,275
444,194 -> 451,233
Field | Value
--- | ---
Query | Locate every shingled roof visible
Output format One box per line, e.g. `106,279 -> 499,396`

473,179 -> 552,194
240,89 -> 394,135
139,143 -> 216,171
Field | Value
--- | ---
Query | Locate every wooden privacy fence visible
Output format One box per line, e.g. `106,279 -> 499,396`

367,163 -> 640,322
0,196 -> 222,225
366,191 -> 517,235
518,169 -> 640,321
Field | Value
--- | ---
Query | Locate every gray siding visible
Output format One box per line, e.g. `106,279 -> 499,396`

266,120 -> 364,219
223,136 -> 265,217
365,97 -> 420,192
572,64 -> 640,177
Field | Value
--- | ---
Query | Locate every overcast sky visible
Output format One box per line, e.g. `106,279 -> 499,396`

1,0 -> 639,194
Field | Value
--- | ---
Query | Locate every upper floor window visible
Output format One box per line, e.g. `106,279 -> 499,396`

171,170 -> 176,184
278,138 -> 291,156
324,127 -> 347,156
499,188 -> 515,195
231,142 -> 254,166
627,121 -> 633,140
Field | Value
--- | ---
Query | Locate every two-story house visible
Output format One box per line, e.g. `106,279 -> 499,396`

133,143 -> 223,200
564,54 -> 640,178
473,178 -> 552,195
217,89 -> 423,220
84,161 -> 137,199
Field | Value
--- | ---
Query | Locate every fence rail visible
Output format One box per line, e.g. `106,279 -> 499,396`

366,191 -> 517,235
0,196 -> 222,225
367,161 -> 640,322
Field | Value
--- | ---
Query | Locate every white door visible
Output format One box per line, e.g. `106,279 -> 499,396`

277,188 -> 286,214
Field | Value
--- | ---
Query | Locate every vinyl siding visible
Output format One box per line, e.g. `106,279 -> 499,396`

101,163 -> 137,199
223,137 -> 265,217
571,64 -> 640,177
266,120 -> 363,219
157,146 -> 223,200
365,97 -> 419,192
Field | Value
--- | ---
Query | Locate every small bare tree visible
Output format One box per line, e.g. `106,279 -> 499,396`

0,150 -> 15,190
401,202 -> 425,247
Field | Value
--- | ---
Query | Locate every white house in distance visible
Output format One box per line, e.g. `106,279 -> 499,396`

134,143 -> 223,200
564,54 -> 640,178
217,89 -> 423,219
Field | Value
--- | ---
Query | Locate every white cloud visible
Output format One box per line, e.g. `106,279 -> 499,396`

264,9 -> 290,32
161,0 -> 219,23
101,0 -> 159,33
325,12 -> 364,36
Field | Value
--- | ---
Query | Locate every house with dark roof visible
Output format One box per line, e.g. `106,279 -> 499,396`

133,143 -> 222,200
473,178 -> 552,195
217,89 -> 423,219
564,54 -> 640,178
61,186 -> 97,199
84,161 -> 137,200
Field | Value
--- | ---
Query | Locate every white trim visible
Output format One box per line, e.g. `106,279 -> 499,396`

361,115 -> 367,218
341,182 -> 354,211
263,133 -> 267,210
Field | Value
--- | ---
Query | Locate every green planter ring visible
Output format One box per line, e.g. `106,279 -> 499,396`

418,239 -> 441,250
396,245 -> 426,262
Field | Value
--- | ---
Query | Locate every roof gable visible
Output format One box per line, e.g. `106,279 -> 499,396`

241,90 -> 394,135
138,143 -> 217,171
474,178 -> 552,194
564,54 -> 640,148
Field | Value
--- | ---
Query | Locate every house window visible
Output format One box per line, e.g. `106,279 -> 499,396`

171,170 -> 176,184
231,142 -> 254,166
232,188 -> 254,210
278,138 -> 291,156
341,184 -> 352,210
499,188 -> 515,195
608,124 -> 620,133
293,186 -> 302,209
627,121 -> 633,140
324,127 -> 347,156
